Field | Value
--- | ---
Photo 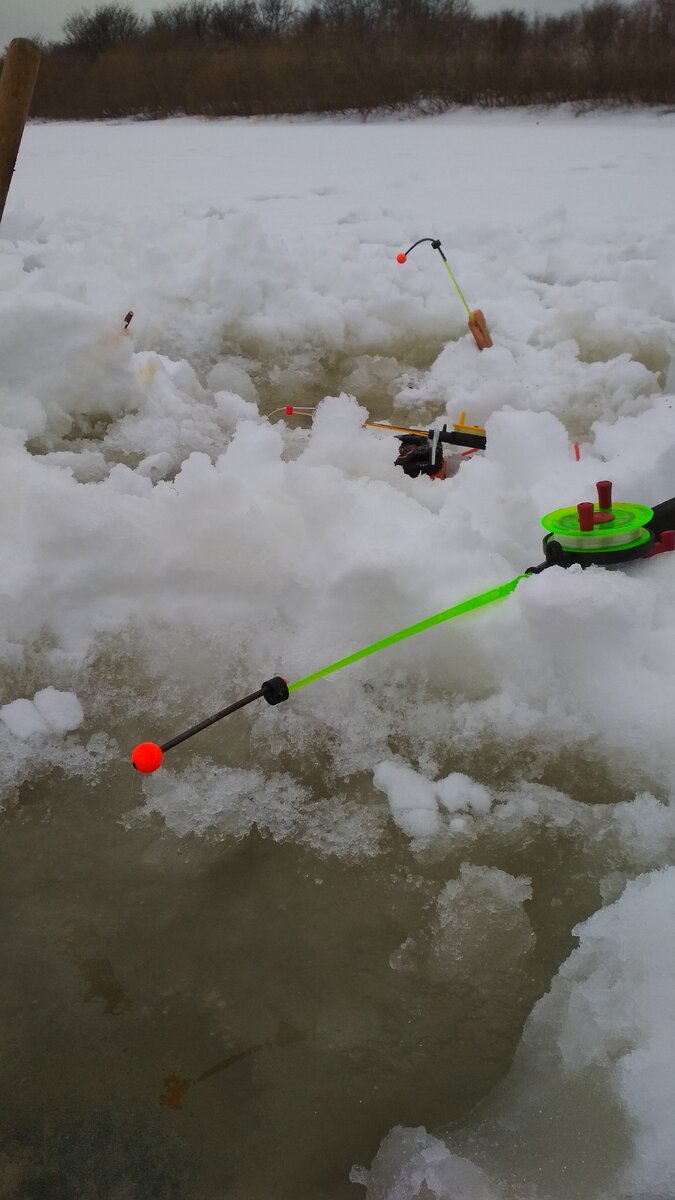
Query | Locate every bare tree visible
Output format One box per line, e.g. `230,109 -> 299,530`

255,0 -> 297,34
211,0 -> 259,40
150,1 -> 215,39
63,4 -> 143,52
580,0 -> 626,54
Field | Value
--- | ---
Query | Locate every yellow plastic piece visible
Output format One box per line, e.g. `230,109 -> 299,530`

453,412 -> 486,436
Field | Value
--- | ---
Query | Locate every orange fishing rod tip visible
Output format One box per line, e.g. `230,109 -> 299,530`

131,742 -> 164,773
396,252 -> 407,264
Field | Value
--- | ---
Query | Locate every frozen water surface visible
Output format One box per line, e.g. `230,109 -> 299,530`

1,108 -> 675,1197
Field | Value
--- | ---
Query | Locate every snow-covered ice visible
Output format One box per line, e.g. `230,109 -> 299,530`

2,107 -> 675,1197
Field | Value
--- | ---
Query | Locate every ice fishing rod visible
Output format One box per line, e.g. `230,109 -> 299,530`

130,481 -> 675,774
396,237 -> 492,351
273,404 -> 486,447
278,404 -> 487,478
388,416 -> 486,479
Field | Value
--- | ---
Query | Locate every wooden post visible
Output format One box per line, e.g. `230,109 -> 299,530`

0,38 -> 41,225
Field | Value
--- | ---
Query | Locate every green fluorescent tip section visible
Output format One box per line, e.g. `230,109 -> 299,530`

288,575 -> 525,693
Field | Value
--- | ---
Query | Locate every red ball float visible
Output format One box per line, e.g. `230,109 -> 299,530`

131,742 -> 164,774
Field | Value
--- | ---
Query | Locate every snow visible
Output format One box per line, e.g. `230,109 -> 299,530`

32,686 -> 84,733
2,106 -> 675,1197
374,760 -> 442,839
374,763 -> 494,841
0,687 -> 83,738
0,698 -> 50,738
351,1127 -> 502,1199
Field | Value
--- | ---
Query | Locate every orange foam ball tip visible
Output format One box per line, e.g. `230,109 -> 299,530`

131,742 -> 164,773
396,252 -> 407,264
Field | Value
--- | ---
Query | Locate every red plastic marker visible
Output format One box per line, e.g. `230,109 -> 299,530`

285,405 -> 294,415
396,252 -> 407,264
577,502 -> 594,532
131,742 -> 164,773
597,480 -> 613,512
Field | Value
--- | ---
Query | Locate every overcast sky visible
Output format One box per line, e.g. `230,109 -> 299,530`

0,0 -> 584,50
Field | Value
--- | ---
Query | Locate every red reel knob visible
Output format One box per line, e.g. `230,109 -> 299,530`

596,480 -> 612,512
577,502 -> 594,532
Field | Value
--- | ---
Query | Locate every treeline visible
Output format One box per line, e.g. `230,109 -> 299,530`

15,0 -> 675,117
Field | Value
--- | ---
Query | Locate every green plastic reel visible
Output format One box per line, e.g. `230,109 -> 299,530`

540,480 -> 653,565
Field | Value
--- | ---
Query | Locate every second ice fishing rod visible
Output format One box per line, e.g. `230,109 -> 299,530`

278,405 -> 487,478
273,405 -> 486,449
131,481 -> 675,773
396,237 -> 493,351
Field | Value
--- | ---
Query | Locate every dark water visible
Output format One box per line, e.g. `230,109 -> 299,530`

0,745 -> 609,1200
